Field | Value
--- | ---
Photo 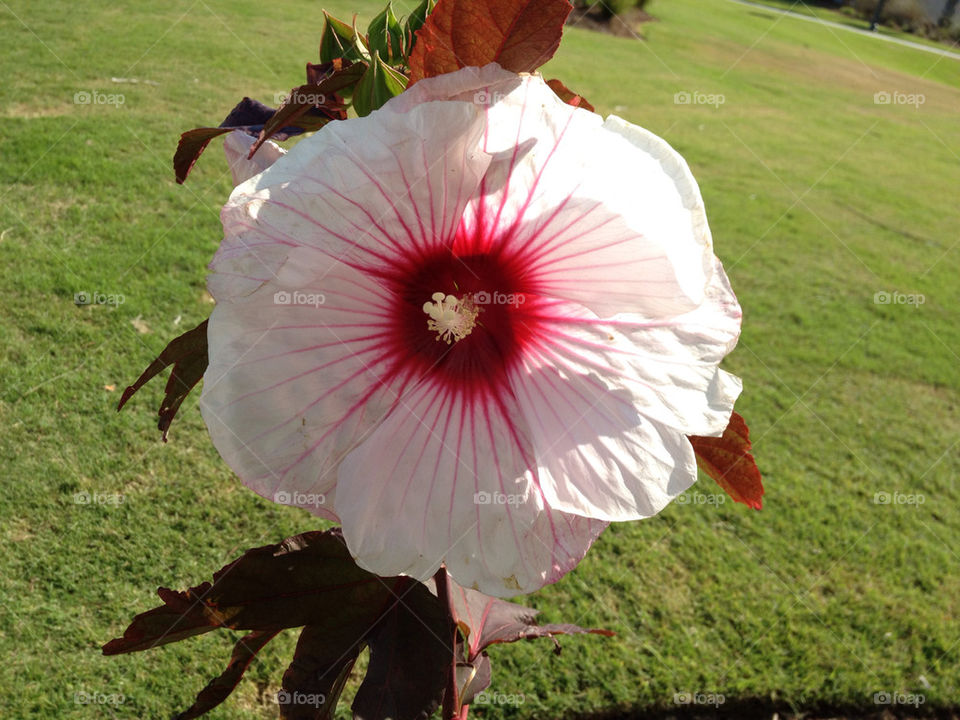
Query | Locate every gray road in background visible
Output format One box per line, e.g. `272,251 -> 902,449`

724,0 -> 960,61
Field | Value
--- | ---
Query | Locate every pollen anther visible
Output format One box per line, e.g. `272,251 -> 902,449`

422,292 -> 480,344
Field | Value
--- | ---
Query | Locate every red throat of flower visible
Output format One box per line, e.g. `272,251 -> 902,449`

383,245 -> 542,394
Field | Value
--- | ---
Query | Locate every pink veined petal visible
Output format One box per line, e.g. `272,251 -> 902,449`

200,250 -> 410,521
223,130 -> 286,187
336,379 -> 606,597
510,348 -> 699,521
209,100 -> 491,304
508,258 -> 742,520
453,72 -> 711,319
528,258 -> 741,437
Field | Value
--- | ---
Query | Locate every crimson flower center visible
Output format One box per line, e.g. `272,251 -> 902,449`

384,249 -> 541,388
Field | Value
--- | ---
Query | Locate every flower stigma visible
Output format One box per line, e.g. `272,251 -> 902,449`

422,292 -> 481,344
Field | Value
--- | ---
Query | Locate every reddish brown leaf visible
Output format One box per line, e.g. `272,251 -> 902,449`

101,584 -> 219,655
689,411 -> 764,509
353,580 -> 452,720
546,78 -> 595,113
279,625 -> 360,720
456,649 -> 491,706
104,531 -> 464,720
306,61 -> 335,86
117,320 -> 208,441
174,127 -> 238,184
175,630 -> 280,720
408,0 -> 573,84
102,530 -> 399,656
448,580 -> 612,661
250,62 -> 364,156
173,97 -> 306,184
105,532 -> 616,720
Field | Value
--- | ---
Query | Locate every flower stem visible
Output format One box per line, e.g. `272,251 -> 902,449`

434,566 -> 460,720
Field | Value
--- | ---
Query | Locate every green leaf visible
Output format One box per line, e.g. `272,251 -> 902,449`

403,0 -> 437,58
351,51 -> 408,117
405,0 -> 437,37
319,11 -> 369,63
367,2 -> 405,64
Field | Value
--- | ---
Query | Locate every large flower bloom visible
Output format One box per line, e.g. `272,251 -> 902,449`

201,64 -> 742,597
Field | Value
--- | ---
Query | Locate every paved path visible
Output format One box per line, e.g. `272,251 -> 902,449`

724,0 -> 960,61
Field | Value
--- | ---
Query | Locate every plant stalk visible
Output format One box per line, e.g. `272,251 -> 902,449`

434,566 -> 461,720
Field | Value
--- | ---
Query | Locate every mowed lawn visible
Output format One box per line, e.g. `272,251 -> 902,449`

1,0 -> 958,718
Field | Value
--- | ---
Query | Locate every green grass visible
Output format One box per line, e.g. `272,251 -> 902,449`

2,0 -> 959,718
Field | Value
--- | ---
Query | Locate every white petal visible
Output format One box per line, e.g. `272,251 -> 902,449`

210,100 -> 490,303
509,258 -> 741,520
223,130 -> 286,186
537,257 -> 741,434
510,350 -> 698,521
200,250 -> 407,520
387,66 -> 714,318
454,73 -> 712,318
602,114 -> 711,265
336,380 -> 606,597
390,63 -> 522,111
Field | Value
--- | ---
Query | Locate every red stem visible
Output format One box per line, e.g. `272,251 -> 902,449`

434,566 -> 461,720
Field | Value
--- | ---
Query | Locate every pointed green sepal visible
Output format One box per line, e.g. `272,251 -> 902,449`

404,0 -> 437,58
406,0 -> 437,37
319,11 -> 369,64
367,2 -> 405,65
352,51 -> 408,117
